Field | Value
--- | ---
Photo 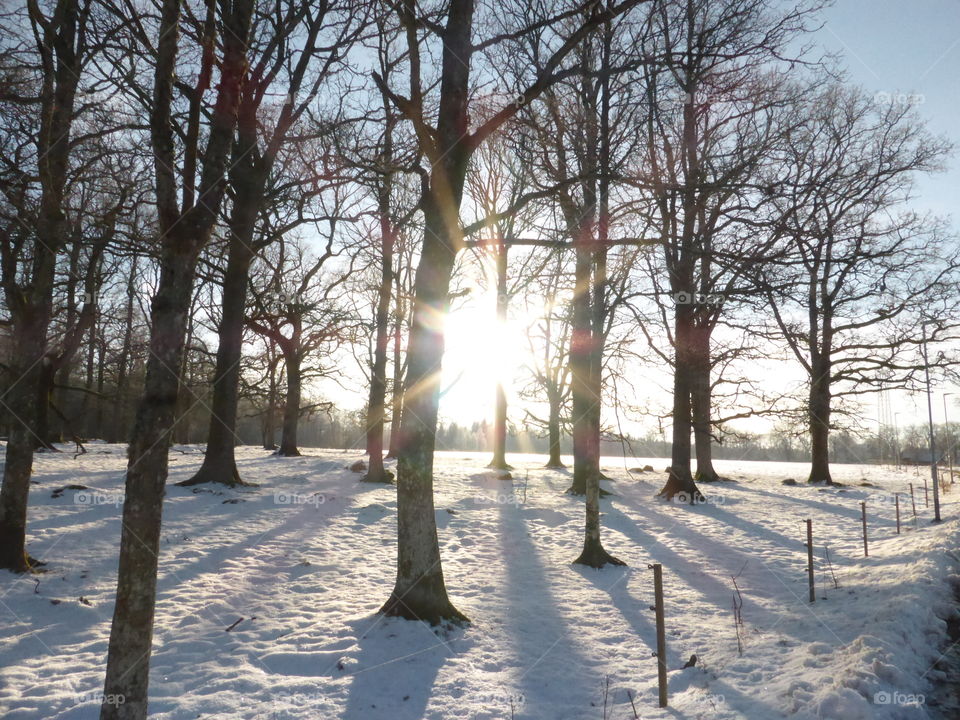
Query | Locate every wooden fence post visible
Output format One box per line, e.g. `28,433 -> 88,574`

650,563 -> 668,708
861,501 -> 868,557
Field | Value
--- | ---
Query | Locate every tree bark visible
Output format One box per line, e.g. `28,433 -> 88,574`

362,174 -> 395,483
0,315 -> 50,571
658,303 -> 705,502
263,350 -> 279,450
100,243 -> 201,718
487,243 -> 511,470
278,349 -> 302,456
569,240 -> 598,496
807,362 -> 833,484
380,203 -> 467,624
546,389 -> 565,468
690,326 -> 720,482
385,274 -> 405,459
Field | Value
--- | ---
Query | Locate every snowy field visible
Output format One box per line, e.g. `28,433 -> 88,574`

1,444 -> 959,719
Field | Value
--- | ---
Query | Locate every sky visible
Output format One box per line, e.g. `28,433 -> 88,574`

318,1 -> 960,442
816,0 -> 960,430
819,0 -> 960,218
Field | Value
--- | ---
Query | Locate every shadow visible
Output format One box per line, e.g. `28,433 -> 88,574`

341,615 -> 460,720
727,483 -> 867,523
494,499 -> 599,718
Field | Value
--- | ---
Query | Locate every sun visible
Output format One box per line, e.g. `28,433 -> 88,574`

439,278 -> 536,426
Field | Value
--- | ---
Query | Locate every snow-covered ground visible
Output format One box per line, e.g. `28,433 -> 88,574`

1,443 -> 959,719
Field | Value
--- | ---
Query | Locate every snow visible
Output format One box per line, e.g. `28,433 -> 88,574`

1,444 -> 959,719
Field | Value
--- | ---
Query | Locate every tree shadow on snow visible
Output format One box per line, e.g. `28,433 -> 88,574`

341,614 -> 461,720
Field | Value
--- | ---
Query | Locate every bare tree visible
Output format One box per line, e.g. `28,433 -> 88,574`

0,0 -> 91,571
183,0 -> 363,486
246,235 -> 354,457
634,0 -> 825,500
374,0 -> 642,621
759,83 -> 960,484
100,0 -> 255,715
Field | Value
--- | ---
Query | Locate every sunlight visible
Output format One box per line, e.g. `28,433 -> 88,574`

440,277 -> 535,425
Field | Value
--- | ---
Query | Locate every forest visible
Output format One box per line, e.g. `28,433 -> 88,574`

2,0 -> 960,718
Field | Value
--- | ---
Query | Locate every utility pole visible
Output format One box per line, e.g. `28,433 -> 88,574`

921,321 -> 941,522
893,411 -> 901,471
944,392 -> 954,485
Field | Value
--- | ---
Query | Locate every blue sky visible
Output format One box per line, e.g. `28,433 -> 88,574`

819,0 -> 960,219
816,1 -> 960,429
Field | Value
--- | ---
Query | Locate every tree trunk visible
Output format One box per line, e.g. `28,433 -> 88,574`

263,353 -> 279,450
385,278 -> 405,459
109,258 -> 138,443
34,362 -> 58,450
172,310 -> 195,445
658,304 -> 705,502
691,326 -> 720,482
362,180 -> 395,484
808,363 -> 833,484
100,243 -> 200,718
80,317 -> 97,438
381,0 -> 475,626
0,315 -> 50,571
570,242 -> 620,567
100,0 -> 252,710
278,350 -> 302,457
569,241 -> 598,496
380,202 -> 468,624
488,244 -> 511,470
545,389 -> 565,468
181,204 -> 259,486
0,0 -> 83,570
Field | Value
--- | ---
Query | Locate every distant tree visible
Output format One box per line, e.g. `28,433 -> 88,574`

759,83 -> 960,484
246,236 -> 355,457
519,252 -> 573,468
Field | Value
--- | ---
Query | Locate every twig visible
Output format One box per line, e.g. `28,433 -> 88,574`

602,675 -> 610,720
823,545 -> 839,589
732,561 -> 747,656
